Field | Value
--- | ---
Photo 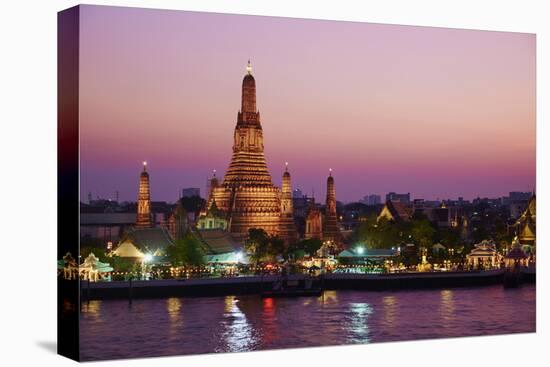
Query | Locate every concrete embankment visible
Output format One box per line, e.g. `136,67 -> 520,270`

76,269 -> 536,300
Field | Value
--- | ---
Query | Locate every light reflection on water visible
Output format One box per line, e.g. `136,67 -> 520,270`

348,303 -> 373,343
166,298 -> 183,336
80,285 -> 535,361
81,300 -> 102,321
440,290 -> 455,326
382,296 -> 397,328
217,296 -> 258,352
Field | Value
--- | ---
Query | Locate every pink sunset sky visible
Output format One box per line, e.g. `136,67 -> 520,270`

79,5 -> 535,203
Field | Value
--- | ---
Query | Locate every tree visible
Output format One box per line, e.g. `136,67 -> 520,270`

268,236 -> 286,262
374,218 -> 403,249
109,255 -> 136,273
298,238 -> 322,256
245,228 -> 287,264
436,227 -> 461,248
493,216 -> 512,248
166,232 -> 205,266
245,228 -> 269,265
411,219 -> 435,249
353,214 -> 377,244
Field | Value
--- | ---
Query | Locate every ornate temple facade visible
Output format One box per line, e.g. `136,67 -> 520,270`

305,197 -> 323,240
303,170 -> 341,247
167,200 -> 188,241
136,162 -> 153,228
207,62 -> 295,242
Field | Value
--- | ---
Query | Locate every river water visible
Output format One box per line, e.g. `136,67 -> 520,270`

80,284 -> 535,361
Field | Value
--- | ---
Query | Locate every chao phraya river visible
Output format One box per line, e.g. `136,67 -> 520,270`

80,284 -> 535,361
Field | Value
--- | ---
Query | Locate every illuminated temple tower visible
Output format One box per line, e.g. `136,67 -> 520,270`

208,62 -> 285,240
136,161 -> 153,228
323,169 -> 341,245
279,163 -> 297,244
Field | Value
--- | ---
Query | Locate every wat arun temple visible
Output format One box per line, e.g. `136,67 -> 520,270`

205,62 -> 339,244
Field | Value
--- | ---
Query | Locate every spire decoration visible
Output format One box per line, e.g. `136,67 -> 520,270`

240,60 -> 257,116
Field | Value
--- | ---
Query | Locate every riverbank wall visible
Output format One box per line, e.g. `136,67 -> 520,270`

76,269 -> 535,300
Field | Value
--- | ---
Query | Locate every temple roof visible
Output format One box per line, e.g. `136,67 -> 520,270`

378,200 -> 412,222
516,194 -> 536,245
116,227 -> 174,255
467,241 -> 497,257
194,229 -> 240,254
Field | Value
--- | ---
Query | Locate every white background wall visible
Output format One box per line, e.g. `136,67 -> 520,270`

0,1 -> 547,366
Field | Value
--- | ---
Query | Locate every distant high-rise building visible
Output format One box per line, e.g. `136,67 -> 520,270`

413,198 -> 425,211
361,194 -> 381,206
181,187 -> 200,198
509,191 -> 532,201
386,192 -> 410,204
293,188 -> 303,199
136,161 -> 153,228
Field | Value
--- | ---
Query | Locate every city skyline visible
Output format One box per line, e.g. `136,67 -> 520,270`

79,5 -> 535,203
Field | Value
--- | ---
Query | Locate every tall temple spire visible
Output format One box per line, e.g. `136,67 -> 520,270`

326,169 -> 336,217
241,60 -> 257,116
279,163 -> 297,244
281,163 -> 293,215
323,168 -> 340,246
207,63 -> 294,241
136,161 -> 152,228
208,169 -> 219,198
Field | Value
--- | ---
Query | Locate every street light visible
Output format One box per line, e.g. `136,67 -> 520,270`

356,246 -> 365,255
144,253 -> 153,263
